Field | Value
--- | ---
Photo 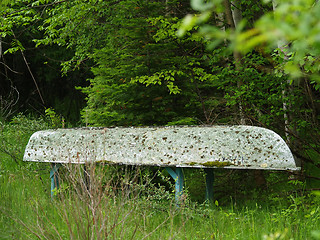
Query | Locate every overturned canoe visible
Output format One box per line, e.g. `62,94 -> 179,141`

23,125 -> 300,171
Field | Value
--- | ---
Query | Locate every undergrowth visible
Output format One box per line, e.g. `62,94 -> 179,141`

1,167 -> 320,239
1,114 -> 320,239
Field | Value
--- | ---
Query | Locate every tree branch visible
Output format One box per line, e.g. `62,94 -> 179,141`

11,30 -> 45,105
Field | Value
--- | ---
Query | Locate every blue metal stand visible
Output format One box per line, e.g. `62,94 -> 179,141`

205,168 -> 214,203
50,163 -> 61,199
165,167 -> 184,205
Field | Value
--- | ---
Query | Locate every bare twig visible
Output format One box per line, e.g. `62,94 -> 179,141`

10,30 -> 45,105
0,207 -> 42,240
0,61 -> 23,74
0,82 -> 19,120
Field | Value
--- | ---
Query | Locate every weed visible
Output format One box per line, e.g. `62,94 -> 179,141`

2,114 -> 320,239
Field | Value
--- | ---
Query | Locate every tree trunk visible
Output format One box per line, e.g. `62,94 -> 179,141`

272,0 -> 291,142
231,0 -> 242,28
225,0 -> 267,186
272,0 -> 302,170
224,0 -> 246,124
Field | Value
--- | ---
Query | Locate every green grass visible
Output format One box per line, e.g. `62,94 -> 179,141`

1,167 -> 320,240
1,115 -> 320,239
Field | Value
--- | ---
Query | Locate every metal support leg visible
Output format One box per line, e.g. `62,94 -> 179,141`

50,163 -> 61,199
205,168 -> 214,203
165,167 -> 184,205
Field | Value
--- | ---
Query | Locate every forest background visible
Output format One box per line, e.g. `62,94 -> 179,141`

2,0 -> 320,239
2,0 -> 320,184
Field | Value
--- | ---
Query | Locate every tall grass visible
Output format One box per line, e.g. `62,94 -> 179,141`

1,114 -> 320,239
2,163 -> 320,239
0,163 -> 179,239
